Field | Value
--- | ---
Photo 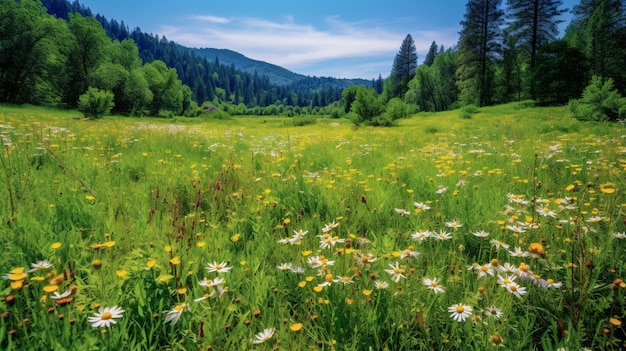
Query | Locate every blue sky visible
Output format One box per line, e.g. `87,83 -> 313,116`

78,0 -> 578,79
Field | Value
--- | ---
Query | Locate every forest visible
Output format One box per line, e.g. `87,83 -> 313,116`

1,0 -> 625,121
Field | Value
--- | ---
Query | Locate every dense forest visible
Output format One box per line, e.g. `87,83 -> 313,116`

1,0 -> 625,121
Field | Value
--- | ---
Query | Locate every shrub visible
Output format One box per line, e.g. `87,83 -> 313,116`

569,76 -> 626,122
78,87 -> 114,119
292,115 -> 316,127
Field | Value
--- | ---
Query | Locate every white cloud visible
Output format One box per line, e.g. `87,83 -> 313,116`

160,15 -> 458,78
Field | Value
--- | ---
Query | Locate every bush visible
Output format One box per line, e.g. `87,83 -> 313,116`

569,76 -> 626,122
78,87 -> 114,119
459,104 -> 480,119
292,115 -> 316,127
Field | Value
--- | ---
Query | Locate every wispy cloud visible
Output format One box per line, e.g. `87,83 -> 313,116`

160,14 -> 458,78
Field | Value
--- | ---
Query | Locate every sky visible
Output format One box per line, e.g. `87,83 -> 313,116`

77,0 -> 579,80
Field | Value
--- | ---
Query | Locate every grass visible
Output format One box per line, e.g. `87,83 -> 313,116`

1,102 -> 626,350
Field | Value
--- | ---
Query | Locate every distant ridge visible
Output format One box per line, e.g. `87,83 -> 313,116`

187,47 -> 307,86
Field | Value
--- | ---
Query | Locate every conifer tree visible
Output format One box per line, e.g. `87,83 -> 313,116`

387,34 -> 418,99
457,0 -> 505,106
424,41 -> 439,67
506,0 -> 567,70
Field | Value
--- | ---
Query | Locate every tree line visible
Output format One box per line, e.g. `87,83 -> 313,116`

2,0 -> 625,121
382,0 -> 625,114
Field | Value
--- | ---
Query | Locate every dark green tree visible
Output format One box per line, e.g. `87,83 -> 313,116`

143,60 -> 184,116
532,40 -> 588,104
505,0 -> 567,70
386,34 -> 418,99
457,0 -> 505,106
0,0 -> 69,104
65,13 -> 111,106
566,0 -> 626,92
423,41 -> 439,67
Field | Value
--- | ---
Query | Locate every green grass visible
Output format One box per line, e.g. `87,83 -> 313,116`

1,103 -> 626,350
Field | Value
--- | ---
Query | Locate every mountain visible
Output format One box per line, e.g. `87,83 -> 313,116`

188,47 -> 373,88
41,0 -> 375,107
187,47 -> 306,86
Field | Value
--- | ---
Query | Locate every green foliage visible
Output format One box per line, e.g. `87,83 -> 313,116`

386,34 -> 418,99
77,87 -> 114,119
459,104 -> 479,119
0,0 -> 70,104
350,87 -> 385,126
291,115 -> 317,127
532,41 -> 589,105
569,76 -> 626,121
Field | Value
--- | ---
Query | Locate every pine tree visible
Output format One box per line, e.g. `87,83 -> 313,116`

457,0 -> 505,106
567,0 -> 626,91
387,34 -> 418,99
506,0 -> 567,70
424,41 -> 439,66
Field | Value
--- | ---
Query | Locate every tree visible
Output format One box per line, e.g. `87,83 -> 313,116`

566,0 -> 626,92
143,60 -> 184,116
457,0 -> 505,106
386,34 -> 418,99
505,0 -> 567,71
0,0 -> 69,104
123,68 -> 153,116
423,41 -> 439,67
569,75 -> 626,121
78,87 -> 114,119
531,40 -> 588,104
349,87 -> 384,125
65,13 -> 111,106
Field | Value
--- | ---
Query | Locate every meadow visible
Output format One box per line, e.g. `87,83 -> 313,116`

1,103 -> 625,350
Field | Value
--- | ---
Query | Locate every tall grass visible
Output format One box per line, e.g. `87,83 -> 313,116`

1,103 -> 625,350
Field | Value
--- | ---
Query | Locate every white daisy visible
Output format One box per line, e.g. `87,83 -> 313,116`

88,306 -> 125,328
448,303 -> 472,322
252,328 -> 275,344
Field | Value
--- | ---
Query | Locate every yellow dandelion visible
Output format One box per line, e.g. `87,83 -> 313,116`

146,259 -> 157,268
298,281 -> 307,288
313,286 -> 324,293
290,323 -> 303,332
169,257 -> 181,265
103,241 -> 115,248
230,234 -> 240,243
362,289 -> 372,296
164,245 -> 172,253
85,195 -> 96,201
156,274 -> 174,283
610,318 -> 622,327
177,287 -> 187,295
43,285 -> 59,293
51,242 -> 62,249
196,241 -> 206,248
116,270 -> 128,278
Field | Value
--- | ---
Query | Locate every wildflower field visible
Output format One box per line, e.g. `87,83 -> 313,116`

1,103 -> 626,350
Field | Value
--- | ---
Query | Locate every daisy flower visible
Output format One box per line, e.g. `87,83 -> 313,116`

88,306 -> 125,328
476,263 -> 495,278
291,229 -> 308,242
506,282 -> 527,298
318,234 -> 345,249
252,328 -> 275,344
199,276 -> 226,288
164,303 -> 186,325
445,220 -> 463,229
497,274 -> 517,287
322,221 -> 339,233
206,261 -> 232,274
539,278 -> 563,289
374,280 -> 389,289
490,239 -> 510,250
448,303 -> 472,322
413,202 -> 431,211
434,230 -> 452,241
277,263 -> 293,271
436,186 -> 448,195
423,277 -> 445,293
586,216 -> 604,223
472,230 -> 490,238
194,291 -> 216,302
536,207 -> 557,218
334,276 -> 354,284
289,266 -> 305,274
508,247 -> 531,258
399,246 -> 420,260
384,262 -> 407,283
51,289 -> 72,300
394,208 -> 410,215
612,232 -> 626,239
484,306 -> 503,319
306,255 -> 323,268
29,260 -> 53,273
516,262 -> 533,279
356,252 -> 378,265
411,230 -> 433,241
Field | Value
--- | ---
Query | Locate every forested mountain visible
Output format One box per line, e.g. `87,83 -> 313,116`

39,0 -> 372,109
